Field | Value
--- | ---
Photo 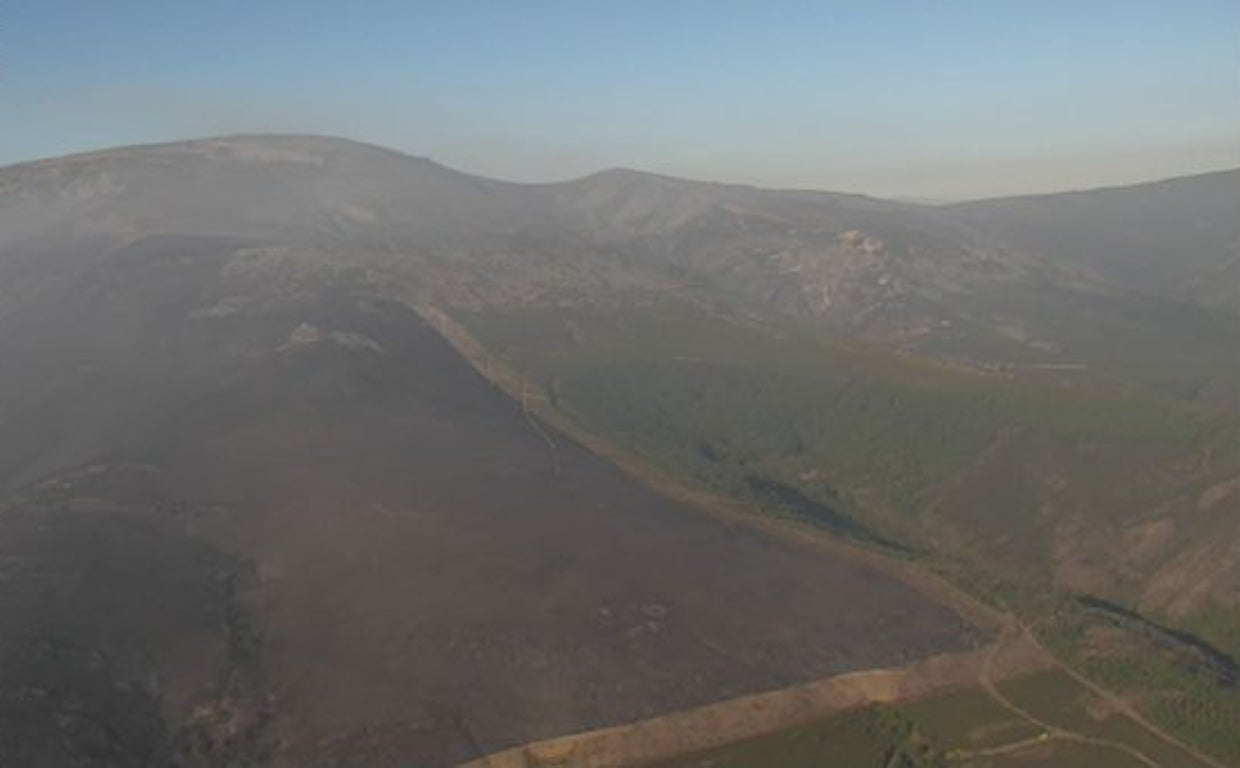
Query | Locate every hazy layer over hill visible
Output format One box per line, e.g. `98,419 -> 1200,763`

952,170 -> 1240,314
1,136 -> 1238,765
5,135 -> 1237,406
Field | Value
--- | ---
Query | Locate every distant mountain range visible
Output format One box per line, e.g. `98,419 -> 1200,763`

4,136 -> 1237,409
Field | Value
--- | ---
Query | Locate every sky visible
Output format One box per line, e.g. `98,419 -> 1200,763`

3,0 -> 1238,199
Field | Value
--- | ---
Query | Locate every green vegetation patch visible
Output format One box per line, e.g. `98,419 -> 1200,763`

959,739 -> 1150,768
644,706 -> 948,768
1043,605 -> 1240,765
995,670 -> 1093,730
897,689 -> 1040,751
461,303 -> 1230,578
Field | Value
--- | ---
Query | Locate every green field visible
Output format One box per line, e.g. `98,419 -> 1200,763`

958,741 -> 1149,768
898,689 -> 1041,751
645,706 -> 947,768
640,671 -> 1214,768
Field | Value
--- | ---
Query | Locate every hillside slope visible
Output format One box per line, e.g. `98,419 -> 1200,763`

0,138 -> 989,766
2,136 -> 1239,765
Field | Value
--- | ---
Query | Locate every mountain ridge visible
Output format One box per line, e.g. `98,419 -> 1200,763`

5,132 -> 1236,203
4,134 -> 1239,407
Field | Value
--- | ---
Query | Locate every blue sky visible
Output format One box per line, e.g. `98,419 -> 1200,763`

3,0 -> 1238,198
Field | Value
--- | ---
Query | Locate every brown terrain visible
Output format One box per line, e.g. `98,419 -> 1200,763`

0,263 -> 981,766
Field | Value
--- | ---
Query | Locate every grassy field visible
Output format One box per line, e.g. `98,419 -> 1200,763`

1039,603 -> 1240,764
995,670 -> 1091,728
645,707 -> 948,768
993,669 -> 1218,767
960,741 -> 1150,768
636,669 -> 1215,768
898,689 -> 1040,751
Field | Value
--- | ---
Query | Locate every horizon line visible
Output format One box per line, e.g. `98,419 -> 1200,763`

3,131 -> 1238,206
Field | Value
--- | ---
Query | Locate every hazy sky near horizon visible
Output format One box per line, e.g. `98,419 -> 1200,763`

4,0 -> 1238,199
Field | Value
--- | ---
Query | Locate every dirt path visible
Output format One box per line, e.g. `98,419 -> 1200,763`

419,303 -> 561,475
459,645 -> 1005,768
518,376 -> 561,475
966,618 -> 1160,767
